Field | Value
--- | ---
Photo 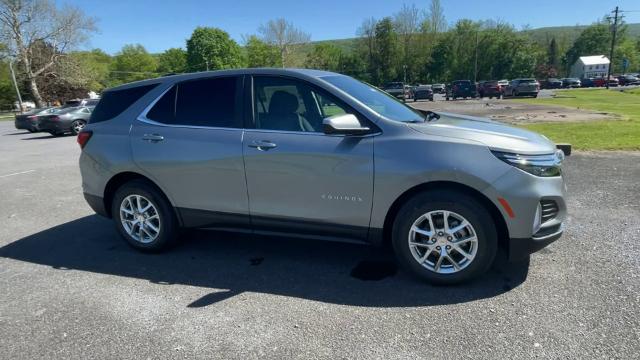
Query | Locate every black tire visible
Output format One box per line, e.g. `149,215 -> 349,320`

111,180 -> 179,252
70,120 -> 86,135
413,98 -> 417,102
48,131 -> 60,137
28,128 -> 37,133
391,190 -> 498,285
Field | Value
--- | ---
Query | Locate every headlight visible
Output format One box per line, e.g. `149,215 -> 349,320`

492,150 -> 564,177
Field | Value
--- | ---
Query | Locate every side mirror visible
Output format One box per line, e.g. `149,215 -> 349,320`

323,114 -> 370,135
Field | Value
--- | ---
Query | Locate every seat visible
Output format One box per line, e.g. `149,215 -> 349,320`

263,91 -> 314,132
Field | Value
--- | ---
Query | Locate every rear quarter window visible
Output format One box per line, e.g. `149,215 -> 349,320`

90,84 -> 158,123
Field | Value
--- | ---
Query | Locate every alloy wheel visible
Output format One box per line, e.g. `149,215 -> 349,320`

408,210 -> 478,274
120,194 -> 161,244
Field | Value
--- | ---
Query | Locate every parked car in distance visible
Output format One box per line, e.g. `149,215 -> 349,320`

431,83 -> 445,94
580,78 -> 596,88
14,107 -> 58,132
478,80 -> 503,99
504,78 -> 540,97
78,68 -> 567,285
413,85 -> 434,101
39,106 -> 93,136
542,78 -> 563,89
561,78 -> 581,88
617,74 -> 640,86
63,98 -> 100,108
446,80 -> 477,100
382,82 -> 409,101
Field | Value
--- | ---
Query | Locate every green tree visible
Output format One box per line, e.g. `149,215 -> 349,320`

157,48 -> 187,74
0,61 -> 16,109
615,39 -> 640,73
109,44 -> 158,86
373,17 -> 399,85
186,27 -> 244,71
245,35 -> 279,67
564,24 -> 611,70
304,43 -> 342,71
70,49 -> 111,91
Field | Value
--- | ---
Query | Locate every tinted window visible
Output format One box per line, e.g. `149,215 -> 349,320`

253,76 -> 354,132
146,86 -> 176,124
174,77 -> 238,127
91,84 -> 157,123
323,75 -> 424,123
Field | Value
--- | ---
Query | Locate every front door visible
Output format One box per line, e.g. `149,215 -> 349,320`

243,76 -> 375,241
131,76 -> 249,228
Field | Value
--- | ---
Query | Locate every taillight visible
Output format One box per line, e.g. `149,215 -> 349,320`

77,130 -> 93,149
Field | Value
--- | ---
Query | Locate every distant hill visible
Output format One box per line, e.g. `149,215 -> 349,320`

303,23 -> 640,53
522,23 -> 640,44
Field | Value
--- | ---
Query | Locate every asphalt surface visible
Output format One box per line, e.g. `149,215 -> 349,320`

0,121 -> 639,359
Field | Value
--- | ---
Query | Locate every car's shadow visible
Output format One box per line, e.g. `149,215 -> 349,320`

0,215 -> 529,308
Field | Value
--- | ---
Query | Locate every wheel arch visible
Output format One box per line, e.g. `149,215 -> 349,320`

102,171 -> 182,225
380,181 -> 510,254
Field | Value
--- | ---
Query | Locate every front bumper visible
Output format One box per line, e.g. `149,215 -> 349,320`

509,224 -> 563,261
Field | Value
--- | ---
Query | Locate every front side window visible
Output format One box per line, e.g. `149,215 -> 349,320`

252,76 -> 354,132
322,75 -> 424,123
146,77 -> 239,128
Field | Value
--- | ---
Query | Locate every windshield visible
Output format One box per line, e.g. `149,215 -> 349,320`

384,82 -> 403,89
323,75 -> 425,123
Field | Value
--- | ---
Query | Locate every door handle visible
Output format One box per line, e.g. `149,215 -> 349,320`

248,140 -> 277,151
142,133 -> 164,142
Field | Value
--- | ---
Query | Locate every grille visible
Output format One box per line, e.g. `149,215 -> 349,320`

540,200 -> 559,223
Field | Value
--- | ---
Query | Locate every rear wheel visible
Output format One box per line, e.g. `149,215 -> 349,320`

70,120 -> 86,135
111,180 -> 179,252
392,190 -> 498,284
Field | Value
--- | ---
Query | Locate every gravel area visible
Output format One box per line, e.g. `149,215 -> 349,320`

0,121 -> 638,359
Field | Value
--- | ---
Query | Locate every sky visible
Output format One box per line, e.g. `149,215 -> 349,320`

64,0 -> 640,54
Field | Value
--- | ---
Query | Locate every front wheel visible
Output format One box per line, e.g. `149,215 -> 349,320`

392,190 -> 498,285
112,180 -> 179,252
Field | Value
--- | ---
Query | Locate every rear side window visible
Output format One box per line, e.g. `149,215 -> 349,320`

90,84 -> 157,123
146,77 -> 239,128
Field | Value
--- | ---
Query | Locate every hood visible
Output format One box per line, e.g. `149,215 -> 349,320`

409,112 -> 557,155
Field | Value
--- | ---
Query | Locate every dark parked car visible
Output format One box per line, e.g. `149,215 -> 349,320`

617,75 -> 640,86
382,82 -> 410,101
413,85 -> 434,101
446,80 -> 477,100
14,107 -> 58,132
63,98 -> 100,108
542,78 -> 563,89
580,78 -> 596,88
504,79 -> 540,97
561,78 -> 581,88
477,80 -> 503,99
39,106 -> 93,136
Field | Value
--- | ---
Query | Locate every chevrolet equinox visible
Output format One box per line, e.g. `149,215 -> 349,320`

79,69 -> 567,284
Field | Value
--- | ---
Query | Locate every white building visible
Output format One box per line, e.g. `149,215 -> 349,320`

570,55 -> 610,79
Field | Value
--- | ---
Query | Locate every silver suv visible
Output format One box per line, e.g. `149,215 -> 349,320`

79,69 -> 567,284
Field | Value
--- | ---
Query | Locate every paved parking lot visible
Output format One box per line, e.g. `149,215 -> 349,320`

1,121 -> 639,359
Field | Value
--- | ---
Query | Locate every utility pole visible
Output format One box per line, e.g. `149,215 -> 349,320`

474,31 -> 479,83
606,6 -> 619,89
8,60 -> 23,114
403,65 -> 407,84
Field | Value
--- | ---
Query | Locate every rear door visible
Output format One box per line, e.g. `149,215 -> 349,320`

130,76 -> 250,228
242,76 -> 375,241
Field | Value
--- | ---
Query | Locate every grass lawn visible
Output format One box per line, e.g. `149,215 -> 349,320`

515,88 -> 640,150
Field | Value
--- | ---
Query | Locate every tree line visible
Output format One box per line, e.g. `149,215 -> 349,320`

1,0 -> 639,109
